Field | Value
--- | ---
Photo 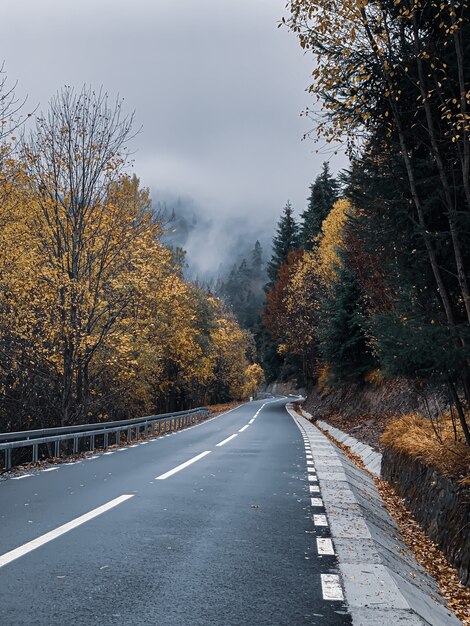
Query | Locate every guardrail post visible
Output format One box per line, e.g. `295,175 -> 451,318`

104,432 -> 109,449
127,427 -> 131,443
151,422 -> 155,435
73,436 -> 79,454
116,429 -> 120,445
136,424 -> 140,440
32,444 -> 38,464
5,448 -> 11,470
54,440 -> 60,458
90,434 -> 95,452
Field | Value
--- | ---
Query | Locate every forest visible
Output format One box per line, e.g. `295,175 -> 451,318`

257,0 -> 470,452
0,82 -> 264,433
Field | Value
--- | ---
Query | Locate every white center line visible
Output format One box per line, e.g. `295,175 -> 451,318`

238,425 -> 249,433
0,494 -> 134,569
216,434 -> 238,447
155,451 -> 211,480
248,418 -> 255,424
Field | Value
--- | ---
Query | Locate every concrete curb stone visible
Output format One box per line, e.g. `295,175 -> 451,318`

287,405 -> 461,626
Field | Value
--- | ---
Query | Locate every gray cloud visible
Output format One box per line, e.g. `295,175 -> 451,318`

2,0 -> 348,272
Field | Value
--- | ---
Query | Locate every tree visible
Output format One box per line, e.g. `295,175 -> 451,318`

21,86 -> 138,425
318,260 -> 375,384
267,201 -> 300,284
263,249 -> 306,384
300,162 -> 339,249
287,0 -> 470,445
284,199 -> 354,384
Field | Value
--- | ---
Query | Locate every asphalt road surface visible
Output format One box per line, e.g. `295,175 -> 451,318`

0,398 -> 351,625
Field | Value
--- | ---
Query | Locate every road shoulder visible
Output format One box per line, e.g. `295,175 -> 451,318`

286,404 -> 461,626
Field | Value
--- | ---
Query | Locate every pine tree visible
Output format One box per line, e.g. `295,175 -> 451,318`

267,201 -> 300,284
301,163 -> 339,250
251,240 -> 263,282
318,260 -> 375,384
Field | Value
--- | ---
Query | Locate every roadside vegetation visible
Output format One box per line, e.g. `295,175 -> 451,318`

255,0 -> 470,477
382,413 -> 470,481
0,80 -> 264,433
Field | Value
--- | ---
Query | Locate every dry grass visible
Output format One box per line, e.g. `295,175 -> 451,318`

207,401 -> 242,416
381,413 -> 470,482
316,364 -> 332,395
364,368 -> 385,385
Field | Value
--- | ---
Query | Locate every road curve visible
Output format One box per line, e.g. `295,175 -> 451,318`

0,398 -> 351,625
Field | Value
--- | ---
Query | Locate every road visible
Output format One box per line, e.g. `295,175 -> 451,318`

0,398 -> 351,625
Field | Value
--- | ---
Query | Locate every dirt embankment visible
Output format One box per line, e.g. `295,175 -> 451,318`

303,378 -> 446,451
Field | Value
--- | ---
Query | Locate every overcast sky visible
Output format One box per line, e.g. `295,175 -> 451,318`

2,0 -> 348,274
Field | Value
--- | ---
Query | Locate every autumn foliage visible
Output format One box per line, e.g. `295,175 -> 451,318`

0,86 -> 260,432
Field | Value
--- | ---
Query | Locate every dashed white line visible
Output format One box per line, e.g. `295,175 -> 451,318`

308,475 -> 318,482
317,538 -> 335,555
155,451 -> 211,480
310,497 -> 324,507
216,434 -> 238,447
309,485 -> 320,493
308,468 -> 316,474
313,514 -> 328,526
41,468 -> 58,473
321,574 -> 344,601
0,494 -> 134,569
248,418 -> 255,424
11,474 -> 32,480
307,460 -> 314,466
238,425 -> 249,433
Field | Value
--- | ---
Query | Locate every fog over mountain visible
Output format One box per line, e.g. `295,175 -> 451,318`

2,0 -> 348,273
156,191 -> 273,281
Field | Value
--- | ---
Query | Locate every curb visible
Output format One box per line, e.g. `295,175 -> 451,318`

287,405 -> 461,626
300,409 -> 383,477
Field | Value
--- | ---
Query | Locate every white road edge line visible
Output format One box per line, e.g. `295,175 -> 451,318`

155,451 -> 211,480
216,434 -> 238,447
10,474 -> 32,480
317,538 -> 335,556
0,494 -> 134,569
321,574 -> 344,601
238,425 -> 249,433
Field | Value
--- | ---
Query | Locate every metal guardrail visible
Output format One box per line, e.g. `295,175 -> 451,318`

0,407 -> 209,471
